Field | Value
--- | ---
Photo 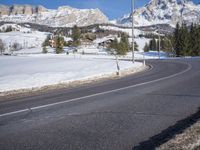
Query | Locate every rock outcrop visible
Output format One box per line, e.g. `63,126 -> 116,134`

0,4 -> 47,16
0,5 -> 10,15
0,4 -> 108,27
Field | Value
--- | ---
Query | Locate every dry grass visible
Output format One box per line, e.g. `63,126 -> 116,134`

157,121 -> 200,150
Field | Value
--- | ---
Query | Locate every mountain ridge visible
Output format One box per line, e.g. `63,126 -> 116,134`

0,4 -> 109,27
117,0 -> 200,27
0,1 -> 200,28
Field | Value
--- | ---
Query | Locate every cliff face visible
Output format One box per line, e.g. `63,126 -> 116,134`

0,5 -> 47,16
0,5 -> 10,15
0,5 -> 108,27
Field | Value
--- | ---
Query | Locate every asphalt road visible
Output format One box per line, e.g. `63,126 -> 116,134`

0,59 -> 200,150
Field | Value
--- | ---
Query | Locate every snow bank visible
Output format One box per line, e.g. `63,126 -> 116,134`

0,55 -> 143,93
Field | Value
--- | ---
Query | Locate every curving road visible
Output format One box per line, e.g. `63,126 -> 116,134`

0,59 -> 200,150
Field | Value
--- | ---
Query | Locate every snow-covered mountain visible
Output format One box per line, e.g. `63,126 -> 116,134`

0,5 -> 109,27
117,0 -> 200,27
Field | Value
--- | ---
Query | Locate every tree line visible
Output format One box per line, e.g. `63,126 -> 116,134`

42,25 -> 138,56
108,33 -> 138,56
143,37 -> 172,53
143,23 -> 200,57
174,23 -> 200,56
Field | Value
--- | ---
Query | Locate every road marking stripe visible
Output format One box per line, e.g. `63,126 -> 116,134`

0,62 -> 192,118
0,109 -> 29,117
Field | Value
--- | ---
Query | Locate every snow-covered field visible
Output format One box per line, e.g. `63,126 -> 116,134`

0,54 -> 143,93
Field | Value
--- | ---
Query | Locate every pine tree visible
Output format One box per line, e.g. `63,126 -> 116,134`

143,43 -> 149,52
108,35 -> 129,56
134,41 -> 139,51
120,33 -> 130,52
55,36 -> 64,54
149,38 -> 157,51
196,25 -> 200,56
117,41 -> 127,55
162,38 -> 171,53
42,46 -> 48,54
190,24 -> 200,56
42,35 -> 51,47
72,25 -> 81,47
173,23 -> 200,57
108,38 -> 118,55
174,23 -> 181,56
0,39 -> 5,55
156,39 -> 159,52
160,38 -> 165,51
179,24 -> 190,56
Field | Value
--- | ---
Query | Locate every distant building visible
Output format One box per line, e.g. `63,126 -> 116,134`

94,35 -> 116,49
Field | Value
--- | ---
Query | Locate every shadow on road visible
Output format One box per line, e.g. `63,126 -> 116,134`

132,107 -> 200,150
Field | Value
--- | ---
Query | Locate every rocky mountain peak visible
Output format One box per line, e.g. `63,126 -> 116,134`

0,4 -> 47,16
117,0 -> 200,27
0,4 -> 108,27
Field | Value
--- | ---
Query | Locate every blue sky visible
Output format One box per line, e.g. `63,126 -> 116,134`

0,0 -> 199,19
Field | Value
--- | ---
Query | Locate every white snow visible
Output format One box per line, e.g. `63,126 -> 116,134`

77,45 -> 100,54
0,54 -> 143,92
100,26 -> 144,37
0,23 -> 32,33
94,35 -> 116,44
131,38 -> 151,52
0,30 -> 48,53
117,0 -> 200,27
13,47 -> 44,54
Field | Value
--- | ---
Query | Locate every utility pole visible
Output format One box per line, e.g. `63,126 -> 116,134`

155,28 -> 161,59
158,32 -> 161,59
131,0 -> 135,63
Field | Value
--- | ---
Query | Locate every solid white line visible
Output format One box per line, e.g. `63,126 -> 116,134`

0,62 -> 192,118
0,109 -> 29,117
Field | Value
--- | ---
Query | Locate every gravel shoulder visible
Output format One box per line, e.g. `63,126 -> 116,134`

157,121 -> 200,150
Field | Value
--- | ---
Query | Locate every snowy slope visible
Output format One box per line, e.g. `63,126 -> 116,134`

0,24 -> 48,53
0,23 -> 31,32
0,5 -> 109,27
0,55 -> 142,92
117,0 -> 200,27
100,25 -> 144,37
0,31 -> 48,52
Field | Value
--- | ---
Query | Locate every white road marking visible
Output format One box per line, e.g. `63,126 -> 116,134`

0,62 -> 192,118
0,109 -> 29,117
